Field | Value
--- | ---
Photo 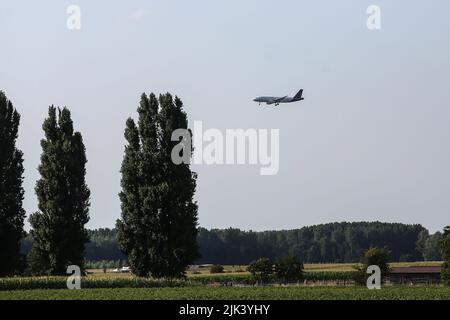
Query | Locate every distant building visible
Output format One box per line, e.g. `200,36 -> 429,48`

389,266 -> 442,284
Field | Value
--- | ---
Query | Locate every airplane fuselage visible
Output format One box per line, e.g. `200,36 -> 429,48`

254,96 -> 296,104
253,89 -> 304,106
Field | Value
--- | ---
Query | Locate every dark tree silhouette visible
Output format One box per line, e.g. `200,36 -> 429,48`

29,107 -> 90,275
117,93 -> 198,278
0,91 -> 25,276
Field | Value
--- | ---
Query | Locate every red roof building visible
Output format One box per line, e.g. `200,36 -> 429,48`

389,266 -> 442,284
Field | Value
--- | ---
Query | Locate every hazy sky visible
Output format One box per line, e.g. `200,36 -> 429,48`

1,0 -> 449,232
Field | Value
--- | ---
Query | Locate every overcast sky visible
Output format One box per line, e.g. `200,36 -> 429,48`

1,0 -> 449,232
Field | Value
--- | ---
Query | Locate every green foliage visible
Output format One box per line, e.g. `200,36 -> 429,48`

303,271 -> 355,281
353,247 -> 391,285
416,230 -> 442,261
441,227 -> 450,286
0,91 -> 25,276
197,222 -> 427,264
2,286 -> 450,300
0,277 -> 186,291
209,265 -> 224,274
441,226 -> 450,262
189,271 -> 354,286
84,260 -> 126,269
441,262 -> 450,286
247,258 -> 274,283
0,271 -> 354,291
190,273 -> 254,285
423,233 -> 443,261
20,222 -> 441,266
360,247 -> 391,274
117,93 -> 198,278
28,106 -> 90,275
274,256 -> 304,283
85,229 -> 126,261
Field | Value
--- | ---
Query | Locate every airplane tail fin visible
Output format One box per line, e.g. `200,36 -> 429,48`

293,89 -> 304,101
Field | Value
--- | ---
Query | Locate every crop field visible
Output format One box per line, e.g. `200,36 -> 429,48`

0,286 -> 449,300
0,262 -> 447,300
84,261 -> 444,279
302,261 -> 443,272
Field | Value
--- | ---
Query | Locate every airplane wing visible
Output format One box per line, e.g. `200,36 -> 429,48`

274,96 -> 287,103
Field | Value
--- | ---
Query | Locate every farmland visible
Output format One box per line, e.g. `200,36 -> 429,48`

85,261 -> 444,279
0,286 -> 449,300
0,262 -> 448,300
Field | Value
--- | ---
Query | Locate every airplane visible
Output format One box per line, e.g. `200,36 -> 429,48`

253,89 -> 304,106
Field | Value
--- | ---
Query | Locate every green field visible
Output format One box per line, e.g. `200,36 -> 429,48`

1,262 -> 447,300
0,286 -> 449,300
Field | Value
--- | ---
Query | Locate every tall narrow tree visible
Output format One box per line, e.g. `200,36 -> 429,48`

117,93 -> 198,278
157,94 -> 198,278
0,91 -> 25,276
29,107 -> 90,275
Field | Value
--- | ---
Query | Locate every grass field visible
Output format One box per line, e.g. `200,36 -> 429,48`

0,286 -> 449,300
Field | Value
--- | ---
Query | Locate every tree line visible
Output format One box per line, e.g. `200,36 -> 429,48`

0,91 -> 198,277
20,221 -> 445,265
196,222 -> 443,264
92,221 -> 444,264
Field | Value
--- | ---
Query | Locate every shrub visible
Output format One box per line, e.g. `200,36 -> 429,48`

210,265 -> 224,274
274,256 -> 304,283
247,258 -> 273,284
353,247 -> 391,285
442,262 -> 450,286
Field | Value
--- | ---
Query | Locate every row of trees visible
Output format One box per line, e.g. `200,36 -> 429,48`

0,92 -> 92,276
0,91 -> 199,277
196,222 -> 434,264
21,221 -> 443,265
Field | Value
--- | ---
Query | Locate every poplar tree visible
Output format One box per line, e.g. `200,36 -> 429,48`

29,107 -> 90,275
117,93 -> 198,278
0,91 -> 25,276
